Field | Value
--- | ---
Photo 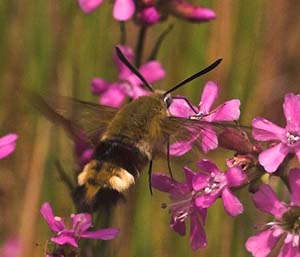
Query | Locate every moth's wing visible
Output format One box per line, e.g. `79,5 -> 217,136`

159,116 -> 254,155
31,92 -> 119,146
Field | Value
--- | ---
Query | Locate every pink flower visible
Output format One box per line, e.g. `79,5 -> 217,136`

246,168 -> 300,257
252,93 -> 300,172
40,202 -> 119,248
152,159 -> 245,249
187,159 -> 245,216
78,0 -> 135,21
169,81 -> 240,155
151,169 -> 208,250
91,45 -> 165,107
0,133 -> 18,159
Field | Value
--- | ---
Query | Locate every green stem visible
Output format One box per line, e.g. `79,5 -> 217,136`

135,25 -> 147,67
119,22 -> 127,45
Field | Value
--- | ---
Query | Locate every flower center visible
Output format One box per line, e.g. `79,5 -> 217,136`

199,172 -> 224,196
281,206 -> 300,234
162,193 -> 194,223
286,132 -> 300,146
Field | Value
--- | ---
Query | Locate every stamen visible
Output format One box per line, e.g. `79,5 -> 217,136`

286,132 -> 300,145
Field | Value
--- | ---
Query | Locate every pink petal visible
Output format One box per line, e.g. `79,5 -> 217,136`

0,143 -> 16,159
81,228 -> 119,240
151,173 -> 176,192
253,185 -> 288,219
183,167 -> 196,190
278,241 -> 300,257
194,194 -> 217,209
78,0 -> 103,13
189,213 -> 207,250
114,45 -> 134,79
225,166 -> 246,187
245,229 -> 281,257
138,61 -> 165,84
200,127 -> 218,153
221,187 -> 244,216
199,81 -> 218,114
40,202 -> 66,233
209,99 -> 241,122
113,0 -> 135,21
71,213 -> 92,233
91,78 -> 110,95
258,143 -> 290,173
169,140 -> 193,156
192,173 -> 209,191
51,235 -> 78,247
169,97 -> 195,118
0,134 -> 18,147
99,85 -> 126,107
252,117 -> 285,141
283,93 -> 300,131
196,159 -> 219,174
289,168 -> 300,206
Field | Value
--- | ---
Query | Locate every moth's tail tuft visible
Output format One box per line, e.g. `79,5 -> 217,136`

73,186 -> 125,213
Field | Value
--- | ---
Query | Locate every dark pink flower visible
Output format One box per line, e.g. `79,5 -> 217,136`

0,133 -> 18,159
152,169 -> 207,250
40,202 -> 119,247
92,45 -> 165,107
169,81 -> 240,155
78,0 -> 135,21
252,93 -> 300,172
246,169 -> 300,257
137,6 -> 161,25
159,0 -> 216,22
188,159 -> 245,216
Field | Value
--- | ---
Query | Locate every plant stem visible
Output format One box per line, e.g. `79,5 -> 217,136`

135,25 -> 147,67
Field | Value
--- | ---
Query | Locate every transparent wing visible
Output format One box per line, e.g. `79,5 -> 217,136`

160,116 -> 256,155
31,92 -> 119,146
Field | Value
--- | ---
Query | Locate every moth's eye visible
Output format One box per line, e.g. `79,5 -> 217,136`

164,95 -> 173,108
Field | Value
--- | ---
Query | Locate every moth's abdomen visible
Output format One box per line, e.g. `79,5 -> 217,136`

77,140 -> 149,205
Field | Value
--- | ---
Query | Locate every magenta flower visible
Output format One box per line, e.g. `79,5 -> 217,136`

40,202 -> 119,247
152,169 -> 208,250
246,168 -> 300,257
187,159 -> 245,216
0,133 -> 18,159
252,93 -> 300,172
78,0 -> 135,21
137,6 -> 161,25
159,0 -> 216,22
92,45 -> 165,107
169,81 -> 240,155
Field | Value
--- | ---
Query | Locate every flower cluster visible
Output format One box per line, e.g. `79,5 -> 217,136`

78,0 -> 216,24
152,159 -> 246,250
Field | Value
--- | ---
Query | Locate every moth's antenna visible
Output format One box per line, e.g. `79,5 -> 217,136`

115,46 -> 154,92
163,58 -> 222,96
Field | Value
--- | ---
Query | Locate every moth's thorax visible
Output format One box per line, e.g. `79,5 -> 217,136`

101,93 -> 168,157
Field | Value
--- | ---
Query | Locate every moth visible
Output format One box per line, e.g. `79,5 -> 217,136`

33,47 -> 226,211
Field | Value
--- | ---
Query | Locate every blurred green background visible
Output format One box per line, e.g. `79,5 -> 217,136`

1,0 -> 300,256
